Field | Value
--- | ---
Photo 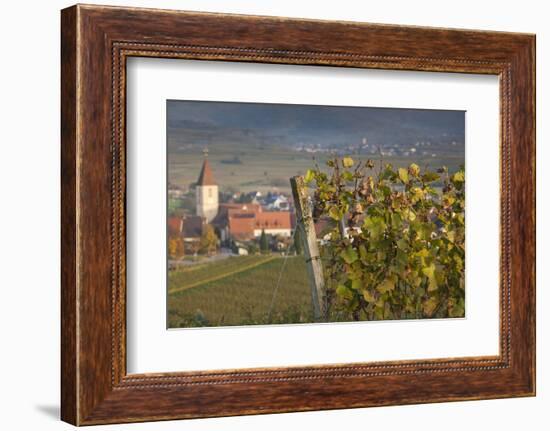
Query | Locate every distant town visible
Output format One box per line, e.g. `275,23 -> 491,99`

294,138 -> 462,159
167,149 -> 297,263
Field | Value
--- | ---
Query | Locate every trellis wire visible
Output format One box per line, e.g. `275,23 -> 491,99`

267,227 -> 298,322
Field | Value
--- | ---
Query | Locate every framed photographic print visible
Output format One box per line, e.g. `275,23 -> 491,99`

61,4 -> 536,425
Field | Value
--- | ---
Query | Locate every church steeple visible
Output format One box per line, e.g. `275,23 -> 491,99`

195,148 -> 219,223
197,149 -> 216,186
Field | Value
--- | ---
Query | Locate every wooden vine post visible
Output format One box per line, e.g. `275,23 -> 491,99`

290,176 -> 327,321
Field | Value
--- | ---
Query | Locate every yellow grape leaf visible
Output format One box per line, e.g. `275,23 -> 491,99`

342,157 -> 354,168
452,171 -> 465,182
304,169 -> 315,183
398,167 -> 409,184
363,289 -> 376,303
423,297 -> 439,316
376,274 -> 397,294
409,163 -> 420,176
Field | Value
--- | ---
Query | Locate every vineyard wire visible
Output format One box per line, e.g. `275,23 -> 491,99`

267,227 -> 298,323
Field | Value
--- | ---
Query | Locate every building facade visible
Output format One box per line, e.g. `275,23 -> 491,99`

195,157 -> 219,223
194,152 -> 293,243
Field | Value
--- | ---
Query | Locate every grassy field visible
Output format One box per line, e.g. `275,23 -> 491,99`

168,146 -> 318,195
168,255 -> 277,294
167,255 -> 315,328
168,145 -> 464,196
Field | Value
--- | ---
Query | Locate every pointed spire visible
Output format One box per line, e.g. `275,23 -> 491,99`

197,148 -> 216,186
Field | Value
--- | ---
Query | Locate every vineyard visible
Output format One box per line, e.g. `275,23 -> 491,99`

167,156 -> 465,328
168,255 -> 276,294
305,156 -> 465,321
167,255 -> 314,327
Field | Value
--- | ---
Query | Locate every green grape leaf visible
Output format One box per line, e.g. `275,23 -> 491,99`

336,284 -> 354,300
351,278 -> 362,290
341,246 -> 358,264
363,216 -> 386,240
304,169 -> 315,184
448,298 -> 465,317
396,238 -> 408,250
421,172 -> 440,183
358,244 -> 368,262
342,171 -> 354,182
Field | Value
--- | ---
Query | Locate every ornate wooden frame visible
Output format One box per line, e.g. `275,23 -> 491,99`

61,4 -> 536,425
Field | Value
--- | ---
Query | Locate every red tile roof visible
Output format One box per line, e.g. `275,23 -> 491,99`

255,211 -> 292,230
167,216 -> 183,236
211,203 -> 261,227
228,213 -> 256,241
197,159 -> 216,186
225,207 -> 292,240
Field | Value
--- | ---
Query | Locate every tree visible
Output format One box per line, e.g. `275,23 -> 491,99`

199,224 -> 218,255
168,236 -> 184,259
260,229 -> 269,253
237,193 -> 252,203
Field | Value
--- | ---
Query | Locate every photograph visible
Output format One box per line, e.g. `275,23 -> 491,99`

48,2 -> 537,426
166,100 -> 466,328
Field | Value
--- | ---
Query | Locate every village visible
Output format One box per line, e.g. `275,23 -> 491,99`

167,152 -> 298,263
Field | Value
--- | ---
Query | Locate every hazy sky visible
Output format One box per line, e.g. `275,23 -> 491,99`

167,100 -> 465,150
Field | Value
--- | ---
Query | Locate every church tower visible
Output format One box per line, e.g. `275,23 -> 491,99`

195,149 -> 219,223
